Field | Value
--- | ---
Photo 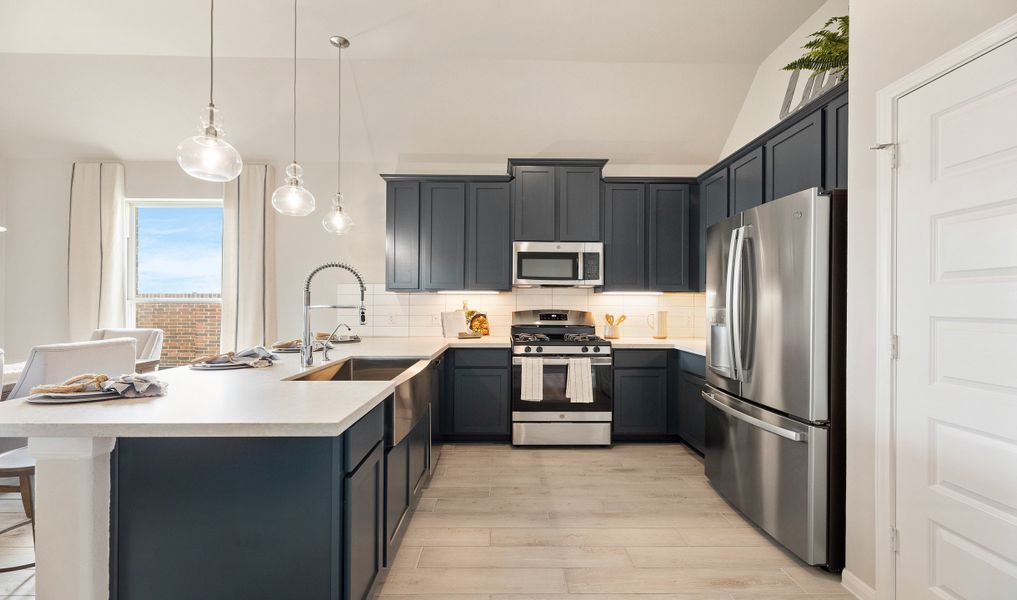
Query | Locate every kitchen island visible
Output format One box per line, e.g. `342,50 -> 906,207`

0,336 -> 507,600
0,335 -> 704,600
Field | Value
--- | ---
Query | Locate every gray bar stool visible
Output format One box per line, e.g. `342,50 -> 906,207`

0,447 -> 34,572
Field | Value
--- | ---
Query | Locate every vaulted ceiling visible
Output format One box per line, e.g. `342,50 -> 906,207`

0,0 -> 824,173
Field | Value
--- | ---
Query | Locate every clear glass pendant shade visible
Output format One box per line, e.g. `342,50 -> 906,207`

272,163 -> 315,216
176,106 -> 243,182
322,193 -> 354,234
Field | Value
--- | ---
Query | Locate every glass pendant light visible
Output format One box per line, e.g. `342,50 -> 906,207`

322,35 -> 355,235
176,0 -> 243,182
272,0 -> 315,216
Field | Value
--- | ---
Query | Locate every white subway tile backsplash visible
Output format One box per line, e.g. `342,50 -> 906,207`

329,283 -> 706,338
660,293 -> 695,307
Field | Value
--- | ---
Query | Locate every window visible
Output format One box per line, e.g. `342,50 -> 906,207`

126,199 -> 223,366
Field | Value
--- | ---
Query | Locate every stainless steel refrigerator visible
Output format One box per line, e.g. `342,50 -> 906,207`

704,187 -> 846,571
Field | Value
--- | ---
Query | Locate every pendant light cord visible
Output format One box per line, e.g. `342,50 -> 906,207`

336,42 -> 342,197
292,0 -> 298,164
209,0 -> 215,107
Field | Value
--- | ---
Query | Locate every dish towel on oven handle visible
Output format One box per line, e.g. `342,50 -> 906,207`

520,357 -> 544,401
566,357 -> 594,403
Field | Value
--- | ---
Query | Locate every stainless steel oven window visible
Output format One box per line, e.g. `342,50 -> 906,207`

511,360 -> 612,411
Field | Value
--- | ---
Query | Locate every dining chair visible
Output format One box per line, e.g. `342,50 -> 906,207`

90,328 -> 164,362
0,337 -> 137,572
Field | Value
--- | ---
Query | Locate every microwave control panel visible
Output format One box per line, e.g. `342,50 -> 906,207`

582,253 -> 600,280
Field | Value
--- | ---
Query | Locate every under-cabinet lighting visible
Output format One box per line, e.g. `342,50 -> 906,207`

436,290 -> 501,295
597,291 -> 664,296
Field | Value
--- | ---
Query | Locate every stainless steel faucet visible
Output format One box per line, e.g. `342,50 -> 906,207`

302,262 -> 367,367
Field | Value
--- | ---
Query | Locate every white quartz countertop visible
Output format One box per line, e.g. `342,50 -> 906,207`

610,337 -> 706,355
0,336 -> 509,439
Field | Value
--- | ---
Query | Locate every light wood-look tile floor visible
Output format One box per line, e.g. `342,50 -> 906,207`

378,443 -> 850,600
0,493 -> 36,598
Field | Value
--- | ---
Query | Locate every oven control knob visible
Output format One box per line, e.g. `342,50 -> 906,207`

536,346 -> 543,353
581,346 -> 589,353
524,346 -> 532,353
592,346 -> 600,352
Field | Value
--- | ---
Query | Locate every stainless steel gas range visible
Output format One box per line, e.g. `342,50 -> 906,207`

510,310 -> 613,446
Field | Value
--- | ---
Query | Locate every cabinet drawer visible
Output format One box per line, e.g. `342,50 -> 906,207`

679,352 -> 706,377
614,350 -> 668,369
453,349 -> 509,368
344,402 -> 385,472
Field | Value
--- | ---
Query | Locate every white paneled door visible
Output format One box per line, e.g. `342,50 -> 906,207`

894,37 -> 1017,599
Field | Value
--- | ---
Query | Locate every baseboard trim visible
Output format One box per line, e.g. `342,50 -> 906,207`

841,569 -> 877,600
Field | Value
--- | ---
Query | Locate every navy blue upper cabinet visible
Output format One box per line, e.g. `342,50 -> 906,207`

420,182 -> 466,290
603,183 -> 646,291
765,110 -> 823,202
730,147 -> 764,214
385,181 -> 421,290
698,170 -> 728,290
510,159 -> 606,242
558,166 -> 602,241
466,182 -> 512,291
647,183 -> 691,291
824,92 -> 849,189
512,165 -> 557,241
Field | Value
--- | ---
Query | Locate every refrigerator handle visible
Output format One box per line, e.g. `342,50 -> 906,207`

724,228 -> 741,379
730,227 -> 748,381
702,390 -> 807,442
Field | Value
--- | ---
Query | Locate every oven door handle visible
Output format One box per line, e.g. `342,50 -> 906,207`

512,357 -> 612,366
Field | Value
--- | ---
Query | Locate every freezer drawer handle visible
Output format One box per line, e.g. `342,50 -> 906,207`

702,391 -> 807,442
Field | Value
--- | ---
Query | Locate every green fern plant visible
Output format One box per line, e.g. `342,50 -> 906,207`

784,16 -> 849,79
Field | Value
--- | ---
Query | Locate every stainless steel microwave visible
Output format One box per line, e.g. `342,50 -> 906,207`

512,241 -> 603,287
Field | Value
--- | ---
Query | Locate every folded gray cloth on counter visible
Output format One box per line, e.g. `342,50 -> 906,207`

192,346 -> 278,368
101,373 -> 168,398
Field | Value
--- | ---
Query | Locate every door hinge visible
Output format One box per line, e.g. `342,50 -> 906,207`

890,335 -> 900,360
871,142 -> 898,169
890,528 -> 901,554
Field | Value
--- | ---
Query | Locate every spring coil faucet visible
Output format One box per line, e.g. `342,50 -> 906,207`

302,261 -> 367,367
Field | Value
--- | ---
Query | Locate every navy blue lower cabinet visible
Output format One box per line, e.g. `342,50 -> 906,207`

678,371 -> 707,455
408,415 -> 429,494
109,408 -> 391,600
453,368 -> 511,436
345,442 -> 384,600
110,437 -> 342,600
448,349 -> 511,440
612,351 -> 670,439
384,436 -> 409,567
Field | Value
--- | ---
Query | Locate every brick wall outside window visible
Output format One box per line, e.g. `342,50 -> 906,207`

135,295 -> 221,367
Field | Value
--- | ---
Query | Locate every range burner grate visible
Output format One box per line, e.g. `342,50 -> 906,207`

513,333 -> 550,343
563,333 -> 604,343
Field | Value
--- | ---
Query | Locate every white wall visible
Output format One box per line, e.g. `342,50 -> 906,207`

845,0 -> 1017,591
720,0 -> 849,158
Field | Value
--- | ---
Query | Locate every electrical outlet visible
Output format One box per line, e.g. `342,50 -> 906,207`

385,314 -> 399,326
431,315 -> 440,326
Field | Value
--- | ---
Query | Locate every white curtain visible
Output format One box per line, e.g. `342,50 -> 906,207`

67,162 -> 127,341
221,165 -> 277,351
